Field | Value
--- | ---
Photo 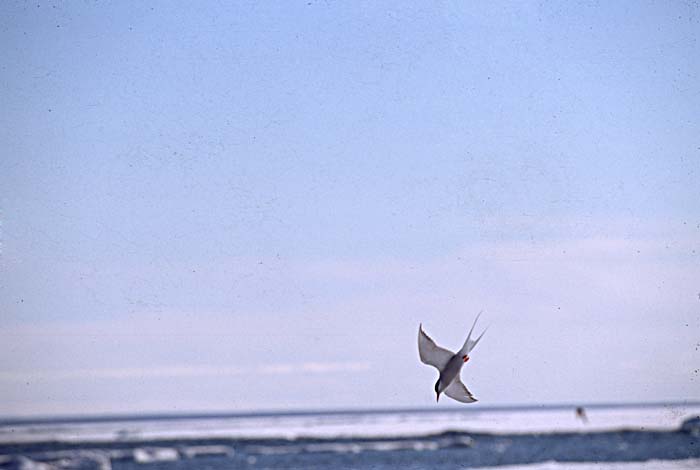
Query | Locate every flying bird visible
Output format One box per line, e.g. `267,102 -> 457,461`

418,314 -> 486,403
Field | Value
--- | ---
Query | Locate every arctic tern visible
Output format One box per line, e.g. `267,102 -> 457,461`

418,314 -> 486,403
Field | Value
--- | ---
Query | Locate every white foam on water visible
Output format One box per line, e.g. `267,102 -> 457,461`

132,447 -> 179,463
0,451 -> 115,470
468,459 -> 700,470
180,445 -> 234,458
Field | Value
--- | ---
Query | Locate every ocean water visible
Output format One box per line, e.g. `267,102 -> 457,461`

0,404 -> 698,469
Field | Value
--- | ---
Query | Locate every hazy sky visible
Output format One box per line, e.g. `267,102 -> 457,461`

1,1 -> 699,417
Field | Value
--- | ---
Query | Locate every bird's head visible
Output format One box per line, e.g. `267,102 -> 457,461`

434,379 -> 441,402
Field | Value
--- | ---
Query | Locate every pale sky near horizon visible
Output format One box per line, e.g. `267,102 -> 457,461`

1,1 -> 699,417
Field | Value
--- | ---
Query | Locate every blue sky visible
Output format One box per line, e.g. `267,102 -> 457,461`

1,1 -> 699,416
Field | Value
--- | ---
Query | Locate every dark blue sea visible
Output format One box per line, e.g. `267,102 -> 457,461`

1,404 -> 698,469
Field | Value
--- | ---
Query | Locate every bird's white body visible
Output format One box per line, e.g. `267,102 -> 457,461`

418,314 -> 486,403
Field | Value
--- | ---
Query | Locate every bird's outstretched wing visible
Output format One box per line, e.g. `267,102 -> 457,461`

444,377 -> 477,403
418,324 -> 454,370
459,312 -> 487,356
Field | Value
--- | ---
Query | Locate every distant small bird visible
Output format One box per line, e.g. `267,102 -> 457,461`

576,406 -> 589,423
418,314 -> 487,403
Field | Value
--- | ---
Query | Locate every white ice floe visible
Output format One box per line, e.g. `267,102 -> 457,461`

1,404 -> 698,443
